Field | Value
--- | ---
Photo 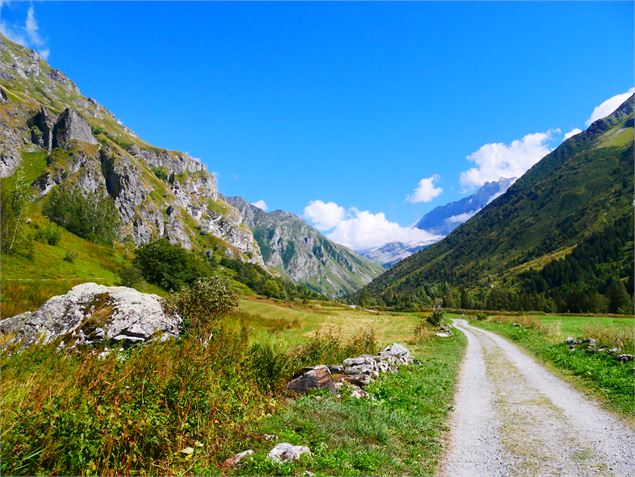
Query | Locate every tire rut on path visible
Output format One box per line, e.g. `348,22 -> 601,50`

439,319 -> 635,477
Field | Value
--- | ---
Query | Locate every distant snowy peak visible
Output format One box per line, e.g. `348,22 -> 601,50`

359,241 -> 432,269
415,177 -> 515,235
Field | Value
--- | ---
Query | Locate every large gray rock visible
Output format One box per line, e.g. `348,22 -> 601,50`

53,108 -> 97,147
0,283 -> 182,348
31,106 -> 56,152
267,443 -> 310,463
343,354 -> 379,378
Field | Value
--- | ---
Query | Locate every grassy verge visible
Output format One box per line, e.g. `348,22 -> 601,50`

233,332 -> 466,476
471,318 -> 634,416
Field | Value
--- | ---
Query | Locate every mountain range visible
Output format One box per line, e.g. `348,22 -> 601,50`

226,196 -> 384,296
0,34 -> 381,297
362,94 -> 634,312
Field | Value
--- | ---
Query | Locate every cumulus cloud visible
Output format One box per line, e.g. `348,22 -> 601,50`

564,128 -> 582,140
406,174 -> 443,204
459,129 -> 558,189
0,3 -> 49,59
585,88 -> 635,126
303,200 -> 346,231
251,199 -> 268,211
304,200 -> 440,251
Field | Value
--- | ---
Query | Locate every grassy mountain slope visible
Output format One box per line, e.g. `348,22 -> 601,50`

226,196 -> 384,296
364,95 -> 634,310
0,33 -> 264,265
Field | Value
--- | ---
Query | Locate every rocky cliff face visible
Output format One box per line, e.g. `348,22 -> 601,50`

226,196 -> 384,296
0,34 -> 264,266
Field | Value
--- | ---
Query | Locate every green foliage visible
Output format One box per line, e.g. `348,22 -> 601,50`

63,250 -> 78,263
134,239 -> 209,291
164,276 -> 239,331
426,299 -> 444,327
151,166 -> 169,182
117,265 -> 143,288
34,223 -> 61,245
248,342 -> 294,393
0,166 -> 32,256
43,186 -> 120,245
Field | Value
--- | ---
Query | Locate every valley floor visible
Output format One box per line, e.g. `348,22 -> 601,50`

440,319 -> 635,477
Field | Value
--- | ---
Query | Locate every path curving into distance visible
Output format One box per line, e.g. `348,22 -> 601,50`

439,319 -> 635,477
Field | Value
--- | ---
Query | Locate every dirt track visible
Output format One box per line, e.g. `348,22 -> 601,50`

439,319 -> 635,477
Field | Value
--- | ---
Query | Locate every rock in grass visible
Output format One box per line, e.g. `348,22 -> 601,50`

0,282 -> 182,348
267,443 -> 310,463
286,365 -> 337,395
379,343 -> 413,365
223,449 -> 254,467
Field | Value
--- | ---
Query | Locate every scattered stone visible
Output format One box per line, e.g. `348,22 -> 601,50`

263,434 -> 278,441
327,364 -> 344,374
435,332 -> 451,338
343,355 -> 379,378
338,373 -> 372,388
267,443 -> 310,463
286,365 -> 336,395
617,354 -> 633,363
565,336 -> 575,344
223,449 -> 254,467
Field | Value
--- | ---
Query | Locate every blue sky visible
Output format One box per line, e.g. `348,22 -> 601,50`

1,1 -> 633,250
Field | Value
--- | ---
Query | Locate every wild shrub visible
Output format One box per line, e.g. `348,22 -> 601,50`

475,312 -> 488,321
164,276 -> 239,332
43,186 -> 120,245
426,299 -> 444,327
293,328 -> 378,367
34,223 -> 61,245
0,325 -> 276,476
0,167 -> 33,256
117,265 -> 143,288
248,342 -> 294,392
412,321 -> 434,343
63,250 -> 77,263
133,239 -> 210,291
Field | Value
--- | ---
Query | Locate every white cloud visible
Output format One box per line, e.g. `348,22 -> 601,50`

445,210 -> 478,225
585,88 -> 635,126
459,129 -> 558,189
406,174 -> 443,204
564,128 -> 582,140
303,200 -> 346,231
0,3 -> 49,59
304,200 -> 440,251
251,199 -> 268,211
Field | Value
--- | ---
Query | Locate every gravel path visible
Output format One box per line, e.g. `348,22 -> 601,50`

440,319 -> 635,477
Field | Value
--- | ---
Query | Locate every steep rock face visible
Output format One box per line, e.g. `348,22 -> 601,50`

0,34 -> 264,266
226,196 -> 383,296
0,283 -> 182,348
359,241 -> 431,269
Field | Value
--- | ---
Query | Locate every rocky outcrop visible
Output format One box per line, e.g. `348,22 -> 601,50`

286,365 -> 337,395
53,108 -> 97,147
0,33 -> 265,266
0,283 -> 182,348
565,336 -> 633,363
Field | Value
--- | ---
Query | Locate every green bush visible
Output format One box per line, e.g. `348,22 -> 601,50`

426,299 -> 444,327
248,342 -> 294,393
35,223 -> 61,245
118,266 -> 143,288
133,239 -> 209,291
0,166 -> 33,256
164,276 -> 239,332
476,312 -> 488,321
63,250 -> 78,263
43,186 -> 120,245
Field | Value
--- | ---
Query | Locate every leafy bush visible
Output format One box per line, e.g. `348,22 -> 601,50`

293,328 -> 378,368
426,299 -> 444,327
63,250 -> 78,263
43,186 -> 120,245
35,223 -> 61,245
164,276 -> 239,332
118,266 -> 143,288
476,312 -> 488,321
248,342 -> 294,393
133,239 -> 209,291
0,167 -> 32,256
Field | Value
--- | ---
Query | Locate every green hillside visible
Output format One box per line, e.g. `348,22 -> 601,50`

362,95 -> 634,313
